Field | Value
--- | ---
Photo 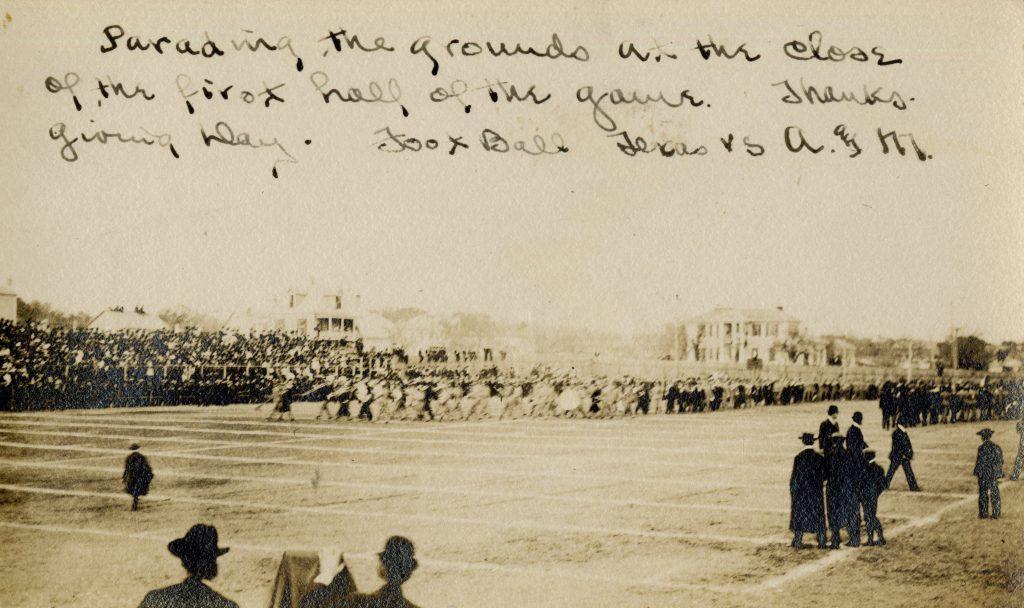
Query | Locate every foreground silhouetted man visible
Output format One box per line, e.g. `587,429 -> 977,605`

123,443 -> 153,511
317,536 -> 420,608
790,433 -> 827,549
138,524 -> 237,608
974,428 -> 1003,519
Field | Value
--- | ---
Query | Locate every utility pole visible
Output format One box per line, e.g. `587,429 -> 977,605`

906,339 -> 913,381
951,326 -> 959,371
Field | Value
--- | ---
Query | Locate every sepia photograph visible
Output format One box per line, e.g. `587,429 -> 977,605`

0,1 -> 1022,607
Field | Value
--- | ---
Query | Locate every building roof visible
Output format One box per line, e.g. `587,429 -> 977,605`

687,307 -> 800,324
88,309 -> 169,331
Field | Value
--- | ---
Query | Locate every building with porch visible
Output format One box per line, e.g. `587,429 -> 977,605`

224,283 -> 361,342
681,307 -> 808,365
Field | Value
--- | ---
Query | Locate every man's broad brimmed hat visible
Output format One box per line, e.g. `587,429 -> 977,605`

168,524 -> 229,561
129,443 -> 140,451
800,433 -> 815,445
827,405 -> 839,415
977,428 -> 995,439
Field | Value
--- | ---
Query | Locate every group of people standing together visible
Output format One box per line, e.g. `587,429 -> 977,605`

878,378 -> 1022,428
791,404 -> 1024,549
790,406 -> 890,549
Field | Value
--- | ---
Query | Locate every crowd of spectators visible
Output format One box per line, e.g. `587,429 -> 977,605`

0,319 -> 397,410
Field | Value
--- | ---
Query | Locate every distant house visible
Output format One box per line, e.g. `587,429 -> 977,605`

224,282 -> 361,342
682,307 -> 804,364
0,281 -> 16,322
88,307 -> 169,331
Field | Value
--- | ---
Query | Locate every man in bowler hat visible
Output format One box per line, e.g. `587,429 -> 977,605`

974,428 -> 1003,519
138,524 -> 237,608
846,411 -> 868,457
123,443 -> 154,511
819,405 -> 841,455
789,433 -> 827,549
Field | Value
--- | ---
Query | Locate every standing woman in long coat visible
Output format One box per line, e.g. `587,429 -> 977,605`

790,433 -> 827,548
123,443 -> 153,511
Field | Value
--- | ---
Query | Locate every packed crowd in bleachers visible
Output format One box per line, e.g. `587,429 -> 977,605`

0,319 -> 396,410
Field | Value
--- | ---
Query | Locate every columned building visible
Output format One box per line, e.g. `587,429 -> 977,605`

682,307 -> 804,365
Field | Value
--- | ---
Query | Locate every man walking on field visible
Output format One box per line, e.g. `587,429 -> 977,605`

885,420 -> 920,491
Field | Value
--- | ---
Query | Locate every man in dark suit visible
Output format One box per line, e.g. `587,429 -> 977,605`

859,450 -> 887,545
846,411 -> 868,456
879,381 -> 895,429
885,421 -> 920,491
974,428 -> 1003,519
819,405 -> 841,455
664,382 -> 680,413
826,435 -> 861,548
1009,419 -> 1024,482
123,443 -> 154,511
789,433 -> 827,549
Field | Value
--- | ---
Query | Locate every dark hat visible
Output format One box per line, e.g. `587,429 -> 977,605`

827,405 -> 839,415
800,433 -> 815,445
977,428 -> 995,439
168,524 -> 229,561
852,411 -> 863,423
379,535 -> 417,571
863,450 -> 876,461
129,443 -> 140,451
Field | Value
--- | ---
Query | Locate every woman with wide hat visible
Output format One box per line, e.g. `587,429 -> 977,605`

137,524 -> 238,608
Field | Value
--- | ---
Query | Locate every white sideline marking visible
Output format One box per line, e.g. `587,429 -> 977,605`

0,458 -> 916,521
0,438 -> 977,498
741,480 -> 1020,593
0,425 -> 797,472
2,417 -> 779,459
0,482 -> 780,546
0,416 -> 977,464
0,439 -> 784,491
0,521 -> 739,594
32,406 -> 998,456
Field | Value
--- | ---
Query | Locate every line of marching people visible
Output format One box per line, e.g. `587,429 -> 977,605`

257,367 -> 896,424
